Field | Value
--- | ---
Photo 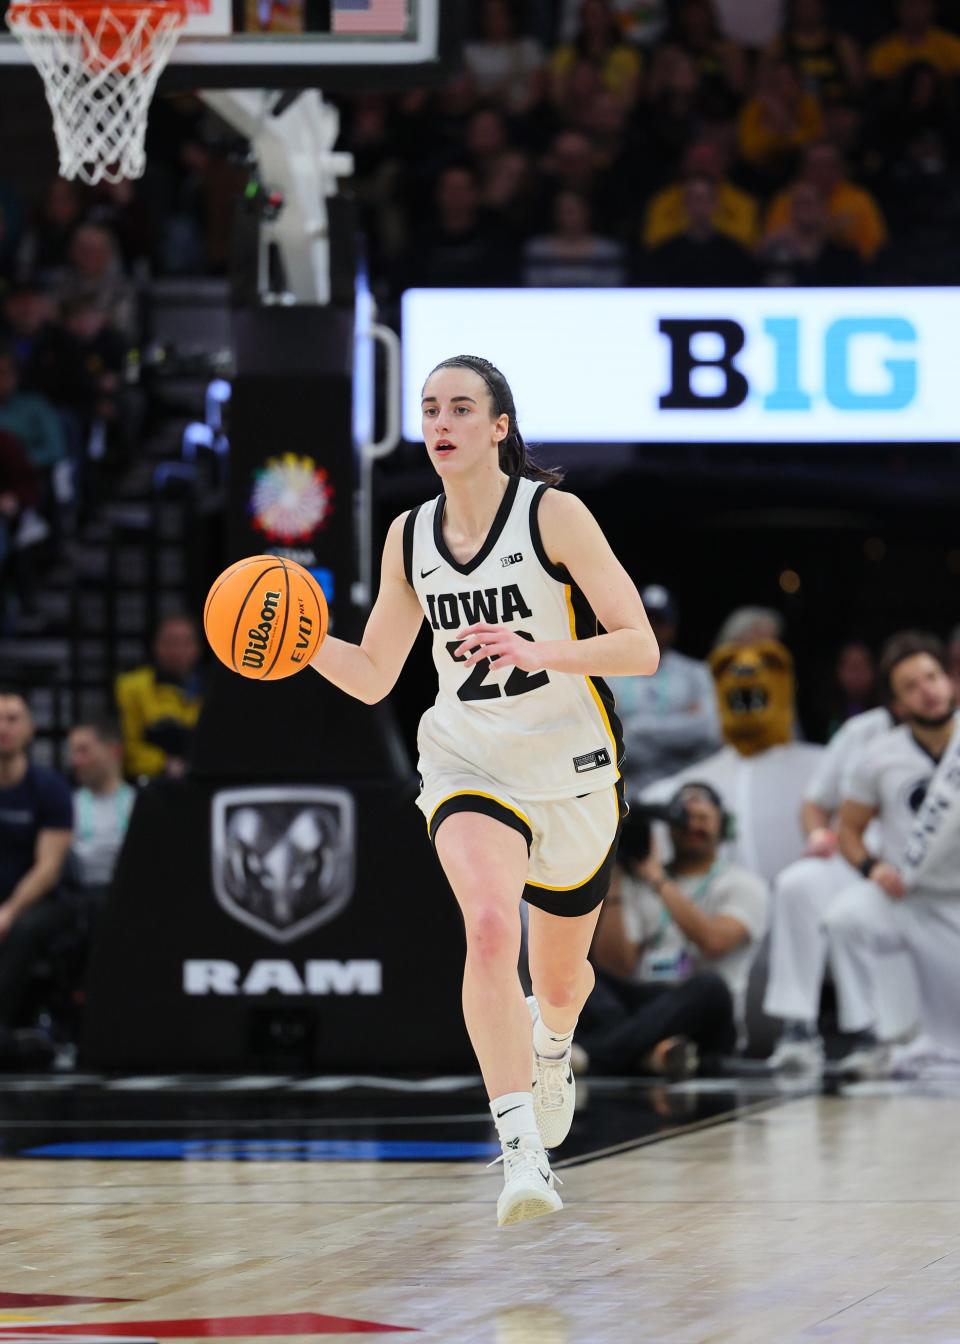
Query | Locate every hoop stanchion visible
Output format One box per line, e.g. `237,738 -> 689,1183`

6,0 -> 187,185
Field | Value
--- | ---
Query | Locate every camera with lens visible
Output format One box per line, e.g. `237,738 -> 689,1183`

618,783 -> 735,866
617,799 -> 688,865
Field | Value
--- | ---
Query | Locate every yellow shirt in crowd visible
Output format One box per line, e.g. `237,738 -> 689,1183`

764,181 -> 888,260
115,665 -> 203,778
551,42 -> 643,103
737,93 -> 824,169
643,179 -> 759,249
867,26 -> 960,79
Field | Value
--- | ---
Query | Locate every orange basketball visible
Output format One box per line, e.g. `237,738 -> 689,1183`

203,555 -> 328,681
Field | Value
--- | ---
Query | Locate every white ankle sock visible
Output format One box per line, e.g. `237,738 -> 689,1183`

534,1014 -> 575,1059
490,1091 -> 539,1146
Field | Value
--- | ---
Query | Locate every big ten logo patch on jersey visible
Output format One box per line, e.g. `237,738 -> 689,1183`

500,551 -> 523,568
425,583 -> 533,631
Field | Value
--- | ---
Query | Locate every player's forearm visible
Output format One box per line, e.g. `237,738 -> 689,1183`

802,801 -> 832,838
838,820 -> 872,871
6,860 -> 63,917
309,636 -> 388,705
540,628 -> 659,678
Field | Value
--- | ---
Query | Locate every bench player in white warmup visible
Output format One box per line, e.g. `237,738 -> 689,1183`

310,355 -> 658,1225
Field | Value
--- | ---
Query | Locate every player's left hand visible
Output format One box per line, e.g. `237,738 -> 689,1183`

454,624 -> 545,672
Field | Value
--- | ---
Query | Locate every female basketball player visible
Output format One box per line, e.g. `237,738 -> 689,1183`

310,356 -> 658,1225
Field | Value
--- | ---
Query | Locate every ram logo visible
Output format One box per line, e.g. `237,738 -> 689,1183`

211,786 -> 355,944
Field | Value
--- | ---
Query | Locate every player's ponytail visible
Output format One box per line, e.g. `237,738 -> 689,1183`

427,355 -> 564,486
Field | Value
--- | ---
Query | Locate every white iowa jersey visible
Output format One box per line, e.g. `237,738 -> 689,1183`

403,475 -> 623,801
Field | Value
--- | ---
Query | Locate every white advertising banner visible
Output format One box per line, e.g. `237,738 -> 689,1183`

401,287 -> 960,444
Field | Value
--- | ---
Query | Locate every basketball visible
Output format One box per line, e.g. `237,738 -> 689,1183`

203,555 -> 328,681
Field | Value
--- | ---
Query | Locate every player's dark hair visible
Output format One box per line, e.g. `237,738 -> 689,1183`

426,355 -> 564,486
878,630 -> 947,702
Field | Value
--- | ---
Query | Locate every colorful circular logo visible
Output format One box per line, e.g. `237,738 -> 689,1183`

250,454 -> 334,543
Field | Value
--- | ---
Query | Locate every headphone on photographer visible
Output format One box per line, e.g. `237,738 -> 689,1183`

667,781 -> 737,842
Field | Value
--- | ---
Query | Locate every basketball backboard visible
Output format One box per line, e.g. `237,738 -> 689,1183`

0,0 -> 458,88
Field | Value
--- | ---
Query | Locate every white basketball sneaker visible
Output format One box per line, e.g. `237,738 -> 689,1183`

527,995 -> 576,1149
492,1134 -> 563,1227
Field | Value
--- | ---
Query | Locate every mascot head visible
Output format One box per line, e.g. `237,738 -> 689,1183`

708,639 -> 795,757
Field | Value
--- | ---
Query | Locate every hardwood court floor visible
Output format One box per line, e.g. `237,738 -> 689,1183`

2,1087 -> 960,1343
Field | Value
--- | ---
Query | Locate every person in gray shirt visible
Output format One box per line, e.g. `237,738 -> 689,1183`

67,717 -> 135,899
608,585 -> 721,795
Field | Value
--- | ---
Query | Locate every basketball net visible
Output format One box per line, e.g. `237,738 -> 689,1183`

6,1 -> 187,185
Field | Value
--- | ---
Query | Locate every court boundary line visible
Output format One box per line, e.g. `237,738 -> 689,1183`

553,1090 -> 811,1170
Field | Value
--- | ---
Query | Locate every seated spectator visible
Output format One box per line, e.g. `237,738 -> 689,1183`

763,140 -> 888,262
867,0 -> 960,82
580,88 -> 651,234
587,782 -> 767,1069
643,175 -> 758,284
466,107 -> 512,185
537,129 -> 603,220
66,717 -> 136,903
551,0 -> 644,109
827,641 -> 878,737
608,586 -> 722,796
0,688 -> 73,1037
644,639 -> 823,883
738,58 -> 824,185
0,347 -> 66,480
399,165 -> 517,289
644,45 -> 706,167
882,59 -> 959,152
84,180 -> 154,274
115,615 -> 204,780
53,225 -> 137,340
0,282 -> 56,381
643,137 -> 759,249
522,189 -> 627,286
757,179 -> 863,285
30,299 -> 130,475
650,0 -> 747,114
463,0 -> 547,115
480,150 -> 539,241
17,177 -> 86,284
0,428 -> 42,628
766,0 -> 863,102
764,702 -> 918,1075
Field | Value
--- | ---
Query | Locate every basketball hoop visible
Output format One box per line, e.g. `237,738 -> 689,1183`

6,0 -> 187,185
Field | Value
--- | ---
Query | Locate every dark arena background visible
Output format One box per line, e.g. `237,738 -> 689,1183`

0,0 -> 959,1339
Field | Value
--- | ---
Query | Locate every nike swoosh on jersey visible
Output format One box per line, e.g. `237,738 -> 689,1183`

420,565 -> 441,579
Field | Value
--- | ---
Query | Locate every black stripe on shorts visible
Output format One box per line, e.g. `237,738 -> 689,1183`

429,793 -> 533,852
523,778 -> 627,919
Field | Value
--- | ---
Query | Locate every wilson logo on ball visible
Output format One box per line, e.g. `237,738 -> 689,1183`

241,589 -> 282,670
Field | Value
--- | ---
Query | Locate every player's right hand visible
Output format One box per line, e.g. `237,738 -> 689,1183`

868,862 -> 907,901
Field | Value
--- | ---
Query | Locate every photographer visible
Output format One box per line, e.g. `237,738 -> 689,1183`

583,783 -> 767,1073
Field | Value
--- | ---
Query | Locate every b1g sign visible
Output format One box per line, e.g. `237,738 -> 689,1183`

401,288 -> 960,444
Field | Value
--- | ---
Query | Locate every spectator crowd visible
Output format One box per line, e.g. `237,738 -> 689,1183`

0,614 -> 204,1063
341,0 -> 960,295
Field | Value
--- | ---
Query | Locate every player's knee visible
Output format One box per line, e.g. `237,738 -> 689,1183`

774,859 -> 819,908
823,886 -> 878,942
532,968 -> 586,1013
462,901 -> 518,965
